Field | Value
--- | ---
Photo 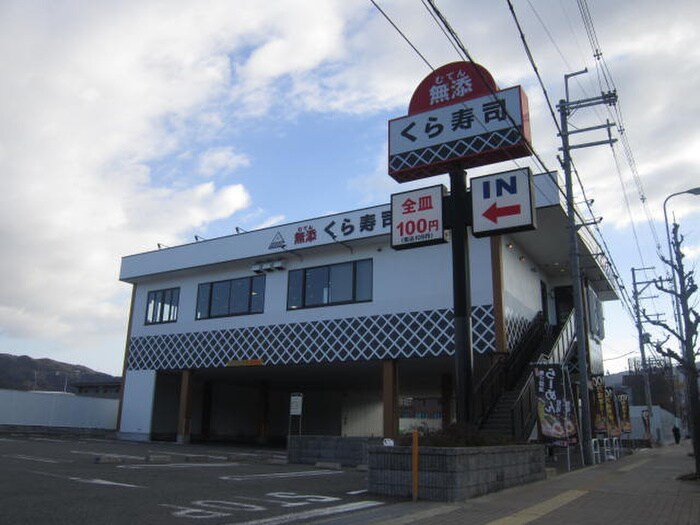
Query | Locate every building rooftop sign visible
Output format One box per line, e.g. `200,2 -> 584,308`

388,62 -> 532,183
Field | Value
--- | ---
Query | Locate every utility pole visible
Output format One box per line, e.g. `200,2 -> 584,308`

632,267 -> 657,443
557,69 -> 617,466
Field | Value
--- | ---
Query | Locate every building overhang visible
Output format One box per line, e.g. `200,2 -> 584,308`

509,173 -> 620,301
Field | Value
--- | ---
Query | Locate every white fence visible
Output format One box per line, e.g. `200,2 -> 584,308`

0,389 -> 118,430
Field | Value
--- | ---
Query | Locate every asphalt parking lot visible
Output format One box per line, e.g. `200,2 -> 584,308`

0,434 -> 399,525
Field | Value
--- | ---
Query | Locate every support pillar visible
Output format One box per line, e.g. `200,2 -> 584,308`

382,360 -> 399,439
258,381 -> 269,444
176,370 -> 193,444
441,373 -> 453,430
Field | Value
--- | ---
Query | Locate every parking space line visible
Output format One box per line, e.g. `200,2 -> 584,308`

119,462 -> 240,469
71,450 -> 145,460
230,501 -> 384,525
150,450 -> 228,460
31,470 -> 145,488
4,454 -> 64,464
220,470 -> 343,481
346,489 -> 368,495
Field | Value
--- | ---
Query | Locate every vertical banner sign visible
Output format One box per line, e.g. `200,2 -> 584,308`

391,185 -> 446,249
534,366 -> 578,445
591,375 -> 608,433
617,392 -> 632,433
605,387 -> 621,437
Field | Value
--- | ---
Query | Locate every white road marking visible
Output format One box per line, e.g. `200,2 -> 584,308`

71,450 -> 144,460
30,470 -> 145,488
346,489 -> 368,495
220,470 -> 343,481
230,501 -> 384,525
150,450 -> 228,460
119,462 -> 240,469
30,437 -> 68,443
4,454 -> 63,464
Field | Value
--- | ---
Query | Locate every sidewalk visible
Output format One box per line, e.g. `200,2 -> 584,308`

325,440 -> 699,525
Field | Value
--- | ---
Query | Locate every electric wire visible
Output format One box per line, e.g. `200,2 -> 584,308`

504,0 -> 636,321
371,0 -> 638,327
368,0 -> 433,72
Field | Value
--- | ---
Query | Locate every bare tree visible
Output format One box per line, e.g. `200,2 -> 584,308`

643,223 -> 699,478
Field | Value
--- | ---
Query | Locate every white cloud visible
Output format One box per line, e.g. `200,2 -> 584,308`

197,147 -> 251,177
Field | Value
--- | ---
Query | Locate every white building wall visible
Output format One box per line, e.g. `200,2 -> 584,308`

118,370 -> 156,440
129,238 -> 455,340
341,391 -> 382,437
500,235 -> 555,349
0,389 -> 118,429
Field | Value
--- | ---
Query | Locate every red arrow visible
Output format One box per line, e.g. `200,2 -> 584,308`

483,202 -> 521,224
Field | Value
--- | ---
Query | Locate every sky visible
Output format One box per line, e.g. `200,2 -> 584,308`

0,0 -> 698,377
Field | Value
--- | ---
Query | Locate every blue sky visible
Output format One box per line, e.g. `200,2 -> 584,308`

0,0 -> 698,376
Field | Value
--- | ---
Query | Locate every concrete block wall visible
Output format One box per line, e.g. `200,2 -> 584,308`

287,435 -> 383,467
368,444 -> 545,501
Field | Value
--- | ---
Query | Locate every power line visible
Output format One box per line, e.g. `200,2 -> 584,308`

368,0 -> 433,72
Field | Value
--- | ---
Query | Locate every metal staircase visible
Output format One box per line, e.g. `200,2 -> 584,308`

477,311 -> 577,440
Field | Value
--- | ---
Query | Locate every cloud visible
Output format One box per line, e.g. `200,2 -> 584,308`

197,147 -> 251,177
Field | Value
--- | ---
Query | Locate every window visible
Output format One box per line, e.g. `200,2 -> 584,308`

145,287 -> 180,325
196,275 -> 266,319
287,259 -> 372,309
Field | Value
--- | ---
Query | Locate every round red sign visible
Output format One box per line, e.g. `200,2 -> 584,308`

408,61 -> 498,115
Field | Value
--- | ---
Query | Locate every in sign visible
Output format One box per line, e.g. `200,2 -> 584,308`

471,168 -> 536,237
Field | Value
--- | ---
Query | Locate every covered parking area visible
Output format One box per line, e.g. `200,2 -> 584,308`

150,356 -> 454,445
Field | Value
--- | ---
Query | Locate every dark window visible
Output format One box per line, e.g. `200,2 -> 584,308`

145,287 -> 180,325
196,275 -> 266,319
287,259 -> 372,310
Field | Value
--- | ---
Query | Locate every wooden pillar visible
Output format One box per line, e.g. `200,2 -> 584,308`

200,381 -> 212,440
176,370 -> 193,444
382,360 -> 398,439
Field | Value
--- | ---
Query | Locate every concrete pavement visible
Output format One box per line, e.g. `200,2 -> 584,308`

323,440 -> 699,525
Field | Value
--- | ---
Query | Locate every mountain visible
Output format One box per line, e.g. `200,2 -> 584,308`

0,353 -> 119,392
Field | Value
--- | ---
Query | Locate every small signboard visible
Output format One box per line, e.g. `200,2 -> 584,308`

289,393 -> 303,416
470,168 -> 536,237
391,185 -> 446,250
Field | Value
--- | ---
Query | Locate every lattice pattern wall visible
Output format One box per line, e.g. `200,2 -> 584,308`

505,310 -> 530,353
127,306 -> 495,371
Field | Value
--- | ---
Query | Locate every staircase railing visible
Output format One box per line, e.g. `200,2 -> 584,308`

510,372 -> 537,441
472,354 -> 506,425
538,310 -> 576,365
505,313 -> 546,389
474,312 -> 544,426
